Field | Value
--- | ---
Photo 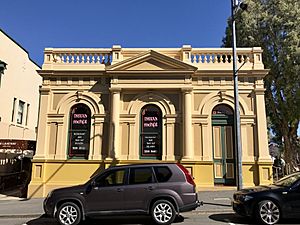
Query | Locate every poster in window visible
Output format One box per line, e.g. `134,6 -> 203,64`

68,104 -> 91,159
141,106 -> 162,157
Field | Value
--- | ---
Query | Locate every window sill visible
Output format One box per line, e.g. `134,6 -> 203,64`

9,123 -> 29,129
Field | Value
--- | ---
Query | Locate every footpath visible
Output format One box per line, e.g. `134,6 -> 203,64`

0,188 -> 235,218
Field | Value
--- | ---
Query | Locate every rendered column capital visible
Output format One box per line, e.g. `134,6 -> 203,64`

109,87 -> 121,93
181,87 -> 193,93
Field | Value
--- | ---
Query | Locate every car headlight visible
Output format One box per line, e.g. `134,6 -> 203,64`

241,195 -> 254,202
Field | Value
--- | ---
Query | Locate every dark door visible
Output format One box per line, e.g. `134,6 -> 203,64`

85,168 -> 126,213
123,167 -> 157,211
212,104 -> 236,185
282,183 -> 300,216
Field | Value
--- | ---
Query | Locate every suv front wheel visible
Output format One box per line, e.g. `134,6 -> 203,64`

151,200 -> 176,225
56,202 -> 82,225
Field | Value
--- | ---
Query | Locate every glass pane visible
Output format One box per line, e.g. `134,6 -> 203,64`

17,101 -> 25,124
212,104 -> 233,115
98,169 -> 125,187
154,166 -> 172,182
130,167 -> 153,184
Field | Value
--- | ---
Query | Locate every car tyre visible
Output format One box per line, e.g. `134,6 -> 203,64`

256,200 -> 280,225
56,202 -> 81,225
151,200 -> 176,225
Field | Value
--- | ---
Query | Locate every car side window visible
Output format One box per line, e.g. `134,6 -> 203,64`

154,166 -> 172,182
129,167 -> 154,185
292,180 -> 300,191
95,169 -> 126,187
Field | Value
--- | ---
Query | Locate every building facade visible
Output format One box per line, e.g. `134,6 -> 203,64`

28,45 -> 272,197
0,29 -> 42,174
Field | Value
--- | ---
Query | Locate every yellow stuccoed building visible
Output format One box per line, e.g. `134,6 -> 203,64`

28,45 -> 273,197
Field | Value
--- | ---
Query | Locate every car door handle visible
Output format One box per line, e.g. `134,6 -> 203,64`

117,188 -> 124,192
146,186 -> 154,191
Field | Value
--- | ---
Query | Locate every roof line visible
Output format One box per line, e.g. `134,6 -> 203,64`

0,28 -> 41,69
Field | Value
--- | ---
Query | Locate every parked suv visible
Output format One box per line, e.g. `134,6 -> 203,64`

44,163 -> 200,225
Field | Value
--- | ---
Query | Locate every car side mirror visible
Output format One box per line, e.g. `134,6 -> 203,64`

91,180 -> 97,187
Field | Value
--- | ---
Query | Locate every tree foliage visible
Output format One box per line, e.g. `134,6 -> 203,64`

222,0 -> 300,170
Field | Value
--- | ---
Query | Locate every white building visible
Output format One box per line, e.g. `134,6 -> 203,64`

0,29 -> 42,173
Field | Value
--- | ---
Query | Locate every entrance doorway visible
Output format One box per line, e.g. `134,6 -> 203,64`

140,104 -> 162,160
212,104 -> 236,185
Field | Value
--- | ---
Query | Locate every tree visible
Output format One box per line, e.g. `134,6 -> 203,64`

222,0 -> 300,171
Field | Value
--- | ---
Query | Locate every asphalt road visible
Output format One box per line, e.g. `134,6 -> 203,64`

1,213 -> 300,225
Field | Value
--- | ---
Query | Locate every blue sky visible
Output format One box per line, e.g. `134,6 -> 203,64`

0,0 -> 231,66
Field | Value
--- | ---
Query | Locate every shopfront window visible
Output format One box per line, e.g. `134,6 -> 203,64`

68,104 -> 91,159
140,104 -> 162,159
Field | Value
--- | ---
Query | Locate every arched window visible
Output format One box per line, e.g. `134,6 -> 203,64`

140,104 -> 162,160
212,104 -> 233,116
212,104 -> 234,124
68,104 -> 91,159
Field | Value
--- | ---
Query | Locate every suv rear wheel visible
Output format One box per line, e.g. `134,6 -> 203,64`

56,202 -> 81,225
151,200 -> 176,225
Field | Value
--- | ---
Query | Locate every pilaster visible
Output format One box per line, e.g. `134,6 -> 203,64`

165,116 -> 176,161
109,87 -> 121,159
91,115 -> 105,160
34,88 -> 51,159
254,89 -> 271,162
182,87 -> 194,159
54,122 -> 66,160
128,121 -> 138,160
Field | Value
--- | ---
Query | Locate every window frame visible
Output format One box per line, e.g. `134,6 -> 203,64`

11,98 -> 16,122
25,103 -> 30,126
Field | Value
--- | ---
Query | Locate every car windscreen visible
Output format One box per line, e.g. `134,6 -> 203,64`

274,172 -> 300,187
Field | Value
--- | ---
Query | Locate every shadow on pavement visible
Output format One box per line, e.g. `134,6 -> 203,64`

26,215 -> 59,225
203,201 -> 232,207
209,213 -> 300,225
209,213 -> 256,224
26,215 -> 185,225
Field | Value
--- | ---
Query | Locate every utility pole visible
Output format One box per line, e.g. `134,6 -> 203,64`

231,0 -> 247,190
